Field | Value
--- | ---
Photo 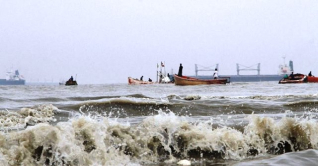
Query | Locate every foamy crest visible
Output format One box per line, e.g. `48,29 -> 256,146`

245,114 -> 318,155
1,108 -> 318,165
82,96 -> 170,105
0,116 -> 138,166
0,104 -> 57,131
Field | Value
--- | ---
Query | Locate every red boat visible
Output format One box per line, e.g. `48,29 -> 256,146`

307,76 -> 318,83
128,77 -> 155,85
278,73 -> 307,84
174,74 -> 229,85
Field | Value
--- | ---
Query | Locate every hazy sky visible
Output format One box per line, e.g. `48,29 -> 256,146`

1,0 -> 318,84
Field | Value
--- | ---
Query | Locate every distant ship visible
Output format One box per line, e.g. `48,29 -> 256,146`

0,70 -> 26,85
192,58 -> 293,82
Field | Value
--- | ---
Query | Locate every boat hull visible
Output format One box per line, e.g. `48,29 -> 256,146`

65,80 -> 78,86
278,74 -> 307,84
128,77 -> 154,85
278,79 -> 306,84
174,74 -> 228,85
191,75 -> 285,82
307,76 -> 318,83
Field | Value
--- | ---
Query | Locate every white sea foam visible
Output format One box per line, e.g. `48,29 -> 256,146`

0,104 -> 58,131
1,105 -> 318,165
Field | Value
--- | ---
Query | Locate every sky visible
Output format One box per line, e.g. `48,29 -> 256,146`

1,0 -> 318,84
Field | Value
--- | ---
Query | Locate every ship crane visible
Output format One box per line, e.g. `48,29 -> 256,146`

195,64 -> 218,76
236,63 -> 260,75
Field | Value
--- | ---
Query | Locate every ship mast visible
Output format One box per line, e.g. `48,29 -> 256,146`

282,56 -> 286,66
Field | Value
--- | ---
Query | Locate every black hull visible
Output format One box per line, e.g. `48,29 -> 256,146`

65,80 -> 78,86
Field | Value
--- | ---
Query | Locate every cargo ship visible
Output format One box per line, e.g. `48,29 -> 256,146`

192,59 -> 293,82
0,70 -> 26,85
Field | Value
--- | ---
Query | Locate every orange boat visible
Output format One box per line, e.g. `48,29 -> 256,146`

174,74 -> 229,85
128,77 -> 155,85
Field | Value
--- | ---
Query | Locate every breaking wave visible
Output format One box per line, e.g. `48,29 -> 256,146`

1,105 -> 318,165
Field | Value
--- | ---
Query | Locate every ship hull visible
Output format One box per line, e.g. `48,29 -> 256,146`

0,79 -> 25,85
192,75 -> 284,82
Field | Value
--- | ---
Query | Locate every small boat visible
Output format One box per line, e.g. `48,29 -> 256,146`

128,77 -> 155,85
278,73 -> 307,84
65,80 -> 78,86
174,74 -> 228,85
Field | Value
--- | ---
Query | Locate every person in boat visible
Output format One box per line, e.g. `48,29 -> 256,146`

178,63 -> 183,76
289,72 -> 294,80
213,68 -> 218,79
140,76 -> 143,81
148,78 -> 152,82
69,76 -> 74,82
308,71 -> 312,76
159,74 -> 163,83
284,74 -> 288,79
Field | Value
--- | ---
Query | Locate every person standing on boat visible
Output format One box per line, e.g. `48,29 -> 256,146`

140,76 -> 143,81
308,71 -> 312,76
289,72 -> 294,80
178,63 -> 183,76
213,68 -> 218,79
69,76 -> 73,82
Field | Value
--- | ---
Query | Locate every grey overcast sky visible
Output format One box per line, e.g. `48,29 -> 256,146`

1,0 -> 318,84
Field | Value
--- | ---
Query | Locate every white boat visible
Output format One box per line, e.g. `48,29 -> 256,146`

128,77 -> 155,85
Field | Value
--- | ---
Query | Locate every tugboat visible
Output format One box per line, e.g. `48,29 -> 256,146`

0,70 -> 25,85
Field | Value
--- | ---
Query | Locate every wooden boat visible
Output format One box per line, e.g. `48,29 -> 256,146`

128,77 -> 155,85
174,74 -> 228,85
307,76 -> 318,83
278,73 -> 307,84
65,80 -> 78,86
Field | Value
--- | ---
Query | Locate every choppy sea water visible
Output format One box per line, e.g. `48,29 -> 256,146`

1,82 -> 318,166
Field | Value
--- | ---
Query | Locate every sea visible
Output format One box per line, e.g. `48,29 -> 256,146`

1,82 -> 318,166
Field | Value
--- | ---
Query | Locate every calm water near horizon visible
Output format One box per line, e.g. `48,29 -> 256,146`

1,82 -> 318,165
